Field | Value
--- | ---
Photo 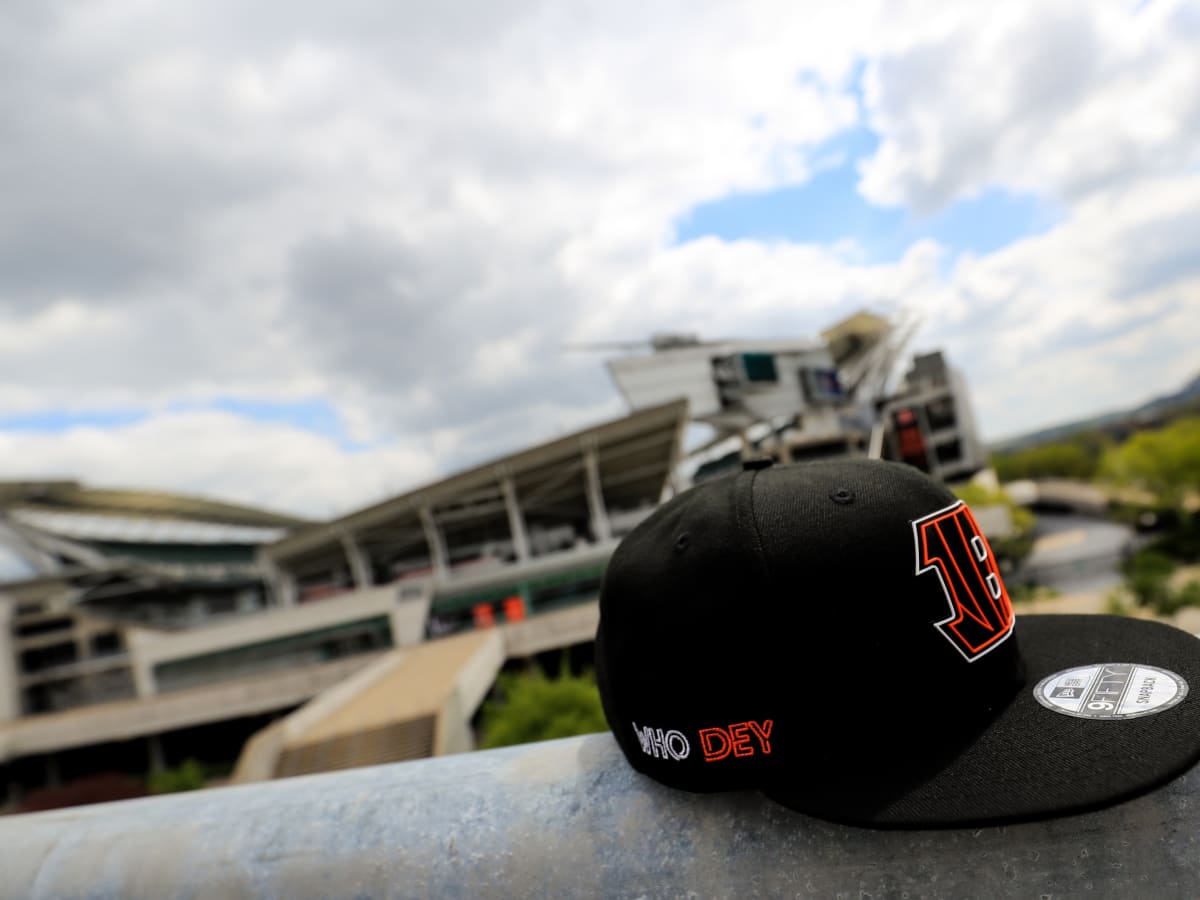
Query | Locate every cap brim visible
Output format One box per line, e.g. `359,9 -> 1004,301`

764,615 -> 1200,828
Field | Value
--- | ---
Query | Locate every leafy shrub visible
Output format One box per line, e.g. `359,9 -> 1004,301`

1120,549 -> 1177,610
1102,418 -> 1200,520
148,758 -> 207,794
1008,583 -> 1061,604
951,483 -> 1037,570
1149,522 -> 1200,563
1103,589 -> 1132,617
993,441 -> 1101,482
479,666 -> 609,750
1108,502 -> 1184,533
1159,579 -> 1200,617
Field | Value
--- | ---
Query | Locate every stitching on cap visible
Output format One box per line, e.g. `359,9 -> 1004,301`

742,469 -> 774,584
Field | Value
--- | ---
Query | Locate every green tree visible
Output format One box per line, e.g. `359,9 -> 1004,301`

1169,579 -> 1200,615
148,758 -> 207,794
1008,583 -> 1060,604
1102,418 -> 1200,520
478,666 -> 609,750
1120,549 -> 1176,611
1103,588 -> 1133,616
951,483 -> 1037,571
993,441 -> 1100,482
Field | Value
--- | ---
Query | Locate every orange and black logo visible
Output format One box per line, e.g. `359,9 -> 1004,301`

913,501 -> 1014,661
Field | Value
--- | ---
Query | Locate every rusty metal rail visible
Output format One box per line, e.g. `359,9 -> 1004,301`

1,733 -> 1198,898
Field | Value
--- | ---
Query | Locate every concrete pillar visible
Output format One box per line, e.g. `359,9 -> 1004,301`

419,506 -> 449,580
74,618 -> 89,669
280,572 -> 299,608
260,557 -> 298,608
0,598 -> 19,721
44,754 -> 61,788
499,473 -> 531,562
341,533 -> 375,589
868,420 -> 886,459
147,735 -> 166,775
131,653 -> 157,699
582,443 -> 612,543
187,597 -> 207,627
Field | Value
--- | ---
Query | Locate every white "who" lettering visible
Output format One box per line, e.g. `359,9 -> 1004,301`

632,722 -> 690,761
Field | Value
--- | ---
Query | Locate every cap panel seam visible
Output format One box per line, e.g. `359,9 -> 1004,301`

739,470 -> 774,585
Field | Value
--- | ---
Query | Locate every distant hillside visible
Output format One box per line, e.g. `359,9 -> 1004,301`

991,372 -> 1200,453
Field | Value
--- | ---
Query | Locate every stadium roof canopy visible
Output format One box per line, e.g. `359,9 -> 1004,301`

0,481 -> 310,587
263,399 -> 688,579
8,510 -> 288,546
0,481 -> 309,529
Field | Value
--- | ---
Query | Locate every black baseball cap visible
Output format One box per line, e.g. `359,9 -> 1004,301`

594,458 -> 1200,828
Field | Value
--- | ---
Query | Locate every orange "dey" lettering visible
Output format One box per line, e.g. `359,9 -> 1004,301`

698,719 -> 773,762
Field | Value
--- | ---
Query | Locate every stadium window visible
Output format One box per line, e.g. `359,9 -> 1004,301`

20,641 -> 78,673
89,632 -> 122,657
926,397 -> 958,432
528,574 -> 603,611
15,616 -> 73,638
892,408 -> 931,473
801,367 -> 843,404
935,439 -> 962,464
741,353 -> 778,383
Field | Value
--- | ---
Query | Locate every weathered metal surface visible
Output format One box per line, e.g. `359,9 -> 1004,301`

2,733 -> 1199,899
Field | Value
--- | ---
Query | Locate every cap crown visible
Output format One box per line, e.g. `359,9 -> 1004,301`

596,458 -> 1022,802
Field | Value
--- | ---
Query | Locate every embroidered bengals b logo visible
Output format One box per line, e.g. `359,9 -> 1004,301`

912,501 -> 1014,661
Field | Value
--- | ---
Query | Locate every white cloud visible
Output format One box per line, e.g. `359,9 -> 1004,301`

0,412 -> 438,519
922,171 -> 1200,437
0,0 -> 1197,513
858,0 -> 1200,210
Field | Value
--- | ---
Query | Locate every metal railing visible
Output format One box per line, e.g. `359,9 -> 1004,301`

2,732 -> 1198,898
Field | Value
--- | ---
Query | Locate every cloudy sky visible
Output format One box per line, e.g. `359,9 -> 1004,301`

0,0 -> 1197,517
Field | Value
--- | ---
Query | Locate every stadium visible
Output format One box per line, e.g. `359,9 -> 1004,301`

0,311 -> 988,810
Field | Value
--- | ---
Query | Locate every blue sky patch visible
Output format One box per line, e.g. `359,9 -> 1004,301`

0,408 -> 149,432
1,397 -> 369,451
673,125 -> 1059,261
204,397 -> 342,435
182,397 -> 371,451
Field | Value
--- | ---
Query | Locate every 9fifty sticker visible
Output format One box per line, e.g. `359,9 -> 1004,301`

1034,663 -> 1188,720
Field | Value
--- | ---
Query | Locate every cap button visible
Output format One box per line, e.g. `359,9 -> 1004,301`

742,457 -> 775,471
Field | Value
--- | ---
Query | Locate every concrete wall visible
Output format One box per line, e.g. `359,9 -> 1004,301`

433,631 -> 506,756
0,654 -> 379,763
231,603 -> 592,780
501,600 -> 599,658
127,583 -> 430,695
